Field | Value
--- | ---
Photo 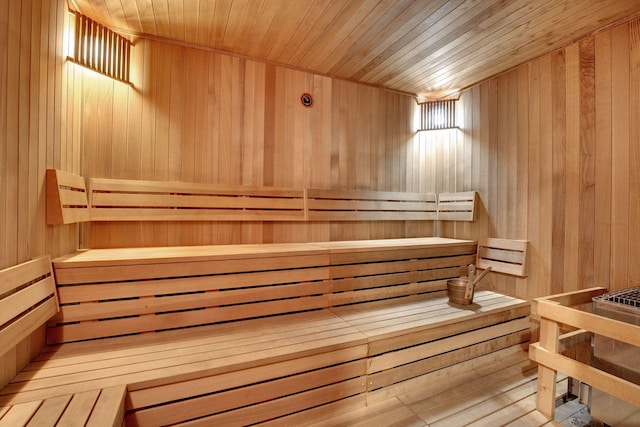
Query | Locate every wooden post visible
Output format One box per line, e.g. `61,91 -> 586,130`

536,316 -> 560,418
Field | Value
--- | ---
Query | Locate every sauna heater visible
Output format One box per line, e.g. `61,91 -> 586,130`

592,286 -> 640,385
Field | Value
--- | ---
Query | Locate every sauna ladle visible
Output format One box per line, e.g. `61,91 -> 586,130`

464,265 -> 492,300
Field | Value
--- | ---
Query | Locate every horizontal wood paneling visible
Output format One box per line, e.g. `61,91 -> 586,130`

435,16 -> 640,298
0,0 -> 78,390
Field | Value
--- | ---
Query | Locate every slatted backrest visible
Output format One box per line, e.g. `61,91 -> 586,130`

476,237 -> 529,277
49,245 -> 331,343
436,191 -> 477,221
0,256 -> 58,356
46,169 -> 91,224
88,178 -> 306,221
306,188 -> 438,221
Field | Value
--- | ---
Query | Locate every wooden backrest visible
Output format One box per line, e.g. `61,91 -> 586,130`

476,237 -> 529,277
87,178 -> 307,221
46,169 -> 91,224
46,172 -> 443,223
306,188 -> 437,221
436,191 -> 477,221
0,256 -> 58,356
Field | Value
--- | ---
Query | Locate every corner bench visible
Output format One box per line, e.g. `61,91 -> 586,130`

0,257 -> 126,427
1,238 -> 530,426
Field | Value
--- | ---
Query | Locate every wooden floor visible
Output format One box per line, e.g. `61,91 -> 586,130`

292,350 -> 566,427
295,349 -> 640,427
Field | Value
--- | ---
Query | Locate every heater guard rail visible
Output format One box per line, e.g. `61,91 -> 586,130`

529,287 -> 640,419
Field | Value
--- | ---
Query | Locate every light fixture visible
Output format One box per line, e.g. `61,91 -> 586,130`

67,11 -> 131,84
418,99 -> 457,131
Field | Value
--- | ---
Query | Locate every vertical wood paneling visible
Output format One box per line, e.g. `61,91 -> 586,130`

610,24 -> 630,291
578,38 -> 596,290
628,21 -> 640,287
594,31 -> 612,291
526,60 -> 541,300
515,64 -> 528,298
78,36 -> 439,247
1,0 -> 78,389
551,50 -> 566,295
564,44 -> 579,293
440,17 -> 640,298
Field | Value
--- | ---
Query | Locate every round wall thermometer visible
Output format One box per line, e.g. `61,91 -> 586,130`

300,93 -> 314,107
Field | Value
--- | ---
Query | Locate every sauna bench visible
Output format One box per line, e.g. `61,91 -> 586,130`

0,238 -> 531,426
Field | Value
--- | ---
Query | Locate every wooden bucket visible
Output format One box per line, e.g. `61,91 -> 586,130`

447,278 -> 473,305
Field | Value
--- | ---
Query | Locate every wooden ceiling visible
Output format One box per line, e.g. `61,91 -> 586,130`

70,0 -> 640,98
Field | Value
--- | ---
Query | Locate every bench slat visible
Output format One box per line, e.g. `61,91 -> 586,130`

367,331 -> 529,391
176,378 -> 366,427
331,272 -> 451,294
330,254 -> 475,278
52,282 -> 330,323
91,192 -> 304,210
56,389 -> 100,427
306,211 -> 437,221
53,253 -> 329,284
306,188 -> 437,221
0,277 -> 56,326
86,385 -> 127,427
307,188 -> 436,202
0,400 -> 41,426
24,394 -> 72,426
58,188 -> 91,207
368,317 -> 530,374
324,241 -> 477,264
57,267 -> 328,303
329,281 -> 448,306
47,296 -> 329,343
127,360 -> 367,426
127,345 -> 367,409
0,256 -> 53,295
90,207 -> 306,221
89,178 -> 303,197
308,199 -> 435,212
2,299 -> 59,354
88,177 -> 306,222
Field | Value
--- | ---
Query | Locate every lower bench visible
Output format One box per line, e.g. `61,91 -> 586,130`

1,292 -> 529,426
0,239 -> 530,425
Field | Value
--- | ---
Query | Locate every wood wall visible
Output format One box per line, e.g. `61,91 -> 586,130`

78,38 -> 439,248
0,0 -> 78,388
443,17 -> 640,298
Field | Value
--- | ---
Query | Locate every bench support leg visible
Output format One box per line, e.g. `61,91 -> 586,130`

536,317 -> 560,419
